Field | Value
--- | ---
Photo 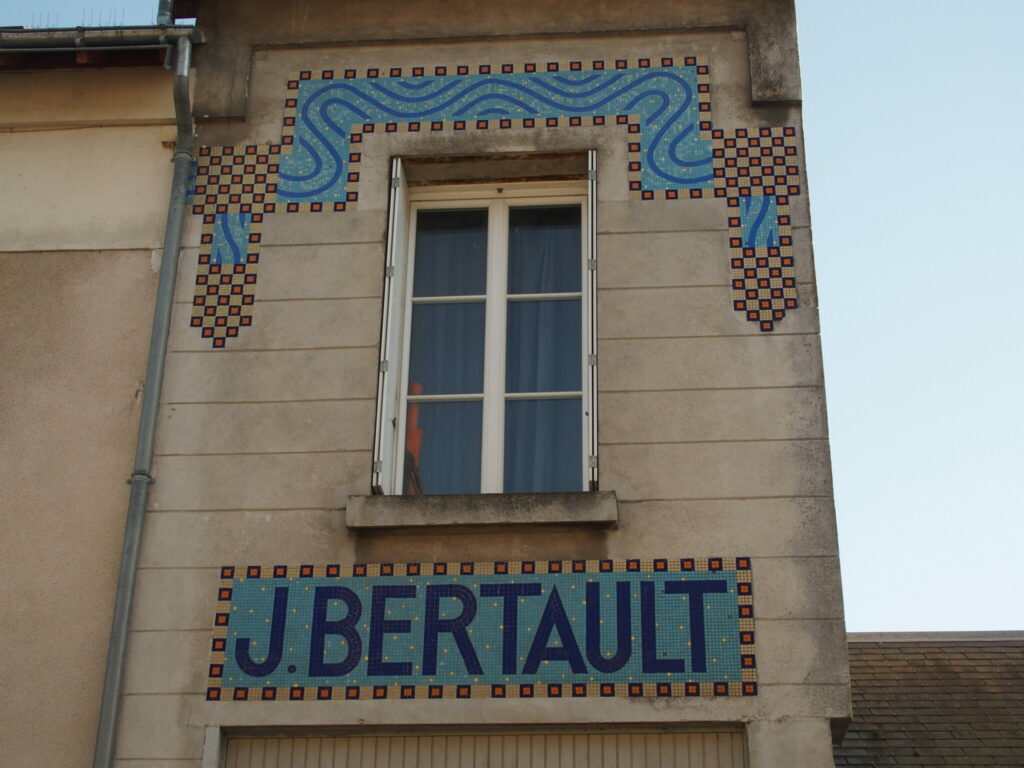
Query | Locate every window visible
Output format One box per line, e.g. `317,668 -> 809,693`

372,155 -> 597,495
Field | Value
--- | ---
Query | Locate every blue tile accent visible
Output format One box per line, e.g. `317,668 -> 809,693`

277,66 -> 711,205
739,195 -> 779,249
189,58 -> 803,346
209,213 -> 252,265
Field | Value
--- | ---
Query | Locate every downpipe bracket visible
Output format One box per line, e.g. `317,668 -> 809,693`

127,471 -> 155,486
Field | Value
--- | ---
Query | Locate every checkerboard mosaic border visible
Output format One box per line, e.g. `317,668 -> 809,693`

207,556 -> 756,703
191,57 -> 802,346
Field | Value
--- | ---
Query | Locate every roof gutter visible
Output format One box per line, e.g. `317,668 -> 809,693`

90,33 -> 194,768
0,25 -> 201,71
0,25 -> 199,49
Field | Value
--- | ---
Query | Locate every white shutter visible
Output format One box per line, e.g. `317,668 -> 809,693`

224,731 -> 746,767
586,149 -> 599,491
371,157 -> 409,494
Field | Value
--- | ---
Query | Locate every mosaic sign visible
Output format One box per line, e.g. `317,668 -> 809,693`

207,557 -> 756,701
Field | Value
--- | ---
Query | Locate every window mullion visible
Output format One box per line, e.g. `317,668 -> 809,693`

480,199 -> 508,493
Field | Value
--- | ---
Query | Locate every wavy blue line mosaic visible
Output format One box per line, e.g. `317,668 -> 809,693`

190,57 -> 801,347
278,65 -> 711,202
207,557 -> 756,702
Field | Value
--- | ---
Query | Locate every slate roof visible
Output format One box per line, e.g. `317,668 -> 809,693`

835,632 -> 1024,767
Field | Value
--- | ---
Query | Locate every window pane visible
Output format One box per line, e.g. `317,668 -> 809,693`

506,299 -> 581,393
413,209 -> 487,297
504,398 -> 582,493
404,401 -> 482,495
507,206 -> 581,294
408,303 -> 485,395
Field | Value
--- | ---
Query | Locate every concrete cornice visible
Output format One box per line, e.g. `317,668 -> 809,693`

188,0 -> 801,123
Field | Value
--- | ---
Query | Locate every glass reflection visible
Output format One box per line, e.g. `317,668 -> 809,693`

404,400 -> 482,495
408,302 -> 485,395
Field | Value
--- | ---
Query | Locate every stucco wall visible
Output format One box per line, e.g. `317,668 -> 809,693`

116,3 -> 847,765
0,2 -> 847,766
0,69 -> 172,768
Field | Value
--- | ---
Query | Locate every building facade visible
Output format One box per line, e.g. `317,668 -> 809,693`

0,1 -> 850,766
0,36 -> 176,768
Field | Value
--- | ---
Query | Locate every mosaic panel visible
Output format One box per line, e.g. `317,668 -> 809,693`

191,57 -> 802,346
207,557 -> 756,702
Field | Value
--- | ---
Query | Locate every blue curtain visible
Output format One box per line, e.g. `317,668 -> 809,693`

504,398 -> 583,492
408,303 -> 485,395
505,206 -> 583,491
413,209 -> 487,296
405,205 -> 583,494
405,209 -> 488,493
508,206 -> 581,294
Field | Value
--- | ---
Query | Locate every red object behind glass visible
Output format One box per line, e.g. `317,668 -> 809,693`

404,381 -> 424,494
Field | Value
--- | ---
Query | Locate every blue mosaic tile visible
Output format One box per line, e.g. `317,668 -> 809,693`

276,65 -> 711,204
207,557 -> 757,702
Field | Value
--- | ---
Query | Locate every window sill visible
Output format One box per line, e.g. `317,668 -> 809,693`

345,491 -> 618,531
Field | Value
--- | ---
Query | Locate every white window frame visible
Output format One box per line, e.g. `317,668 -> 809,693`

372,154 -> 598,495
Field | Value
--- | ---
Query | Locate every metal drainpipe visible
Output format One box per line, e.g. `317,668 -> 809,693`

157,0 -> 175,27
92,34 -> 193,768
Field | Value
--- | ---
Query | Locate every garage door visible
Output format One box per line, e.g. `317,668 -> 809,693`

224,732 -> 746,767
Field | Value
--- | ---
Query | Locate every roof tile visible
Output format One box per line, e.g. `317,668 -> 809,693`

835,635 -> 1024,766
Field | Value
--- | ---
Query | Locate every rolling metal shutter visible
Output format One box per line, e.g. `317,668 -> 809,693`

224,731 -> 745,767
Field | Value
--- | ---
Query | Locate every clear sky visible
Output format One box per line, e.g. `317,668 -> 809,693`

796,0 -> 1024,631
2,0 -> 1021,632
